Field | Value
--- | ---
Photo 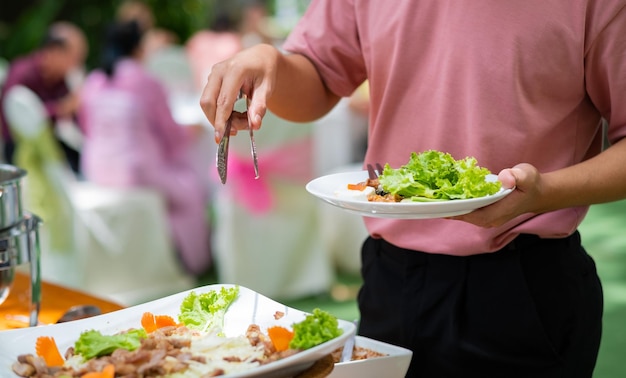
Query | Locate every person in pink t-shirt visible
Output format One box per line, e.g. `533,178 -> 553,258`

79,21 -> 211,277
199,1 -> 626,376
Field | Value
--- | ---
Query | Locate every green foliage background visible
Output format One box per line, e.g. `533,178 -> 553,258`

0,0 -> 256,68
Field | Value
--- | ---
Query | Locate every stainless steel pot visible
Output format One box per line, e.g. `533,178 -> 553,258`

0,213 -> 41,326
0,164 -> 26,230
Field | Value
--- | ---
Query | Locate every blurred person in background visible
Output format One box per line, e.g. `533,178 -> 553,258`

185,11 -> 243,92
78,21 -> 211,277
0,21 -> 87,173
116,0 -> 179,59
238,0 -> 276,48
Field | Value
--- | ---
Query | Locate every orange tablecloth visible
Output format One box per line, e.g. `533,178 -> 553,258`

0,272 -> 124,330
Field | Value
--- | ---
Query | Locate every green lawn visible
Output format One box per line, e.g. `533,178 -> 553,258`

578,200 -> 626,378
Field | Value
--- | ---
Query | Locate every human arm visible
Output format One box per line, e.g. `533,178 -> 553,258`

455,137 -> 626,228
199,43 -> 341,143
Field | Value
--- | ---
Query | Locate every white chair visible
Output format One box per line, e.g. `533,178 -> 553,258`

317,163 -> 369,275
68,181 -> 195,304
312,99 -> 369,275
144,46 -> 195,95
3,85 -> 75,251
3,85 -> 52,139
213,112 -> 335,300
3,85 -> 194,305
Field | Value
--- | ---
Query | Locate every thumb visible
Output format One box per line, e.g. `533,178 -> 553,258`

497,163 -> 534,190
497,167 -> 523,190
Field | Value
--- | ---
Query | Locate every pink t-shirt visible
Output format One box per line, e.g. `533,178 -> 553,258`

79,59 -> 192,186
283,0 -> 626,255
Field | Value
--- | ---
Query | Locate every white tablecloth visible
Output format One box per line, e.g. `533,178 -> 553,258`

40,182 -> 195,305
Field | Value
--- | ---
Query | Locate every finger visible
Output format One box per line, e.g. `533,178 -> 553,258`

205,63 -> 248,143
497,168 -> 517,189
503,163 -> 536,192
199,72 -> 222,129
214,90 -> 244,142
448,206 -> 504,228
246,86 -> 269,130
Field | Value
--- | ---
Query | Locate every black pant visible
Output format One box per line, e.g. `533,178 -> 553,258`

357,232 -> 603,378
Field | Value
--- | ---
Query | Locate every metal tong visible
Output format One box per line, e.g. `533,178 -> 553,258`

216,92 -> 259,184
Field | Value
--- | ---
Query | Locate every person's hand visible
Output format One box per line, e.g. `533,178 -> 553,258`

449,163 -> 542,227
199,44 -> 281,143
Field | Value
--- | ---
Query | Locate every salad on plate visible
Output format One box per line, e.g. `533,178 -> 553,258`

349,150 -> 501,202
11,286 -> 343,378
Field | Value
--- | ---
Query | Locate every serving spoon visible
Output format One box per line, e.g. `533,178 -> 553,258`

56,305 -> 102,323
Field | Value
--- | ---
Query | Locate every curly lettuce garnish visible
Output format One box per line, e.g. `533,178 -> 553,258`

178,286 -> 240,334
74,328 -> 147,360
378,150 -> 501,201
289,308 -> 343,350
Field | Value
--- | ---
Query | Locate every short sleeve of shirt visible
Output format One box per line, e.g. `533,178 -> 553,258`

584,3 -> 626,144
282,0 -> 367,97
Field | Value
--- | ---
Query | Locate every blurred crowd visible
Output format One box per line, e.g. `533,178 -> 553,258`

0,0 -> 369,303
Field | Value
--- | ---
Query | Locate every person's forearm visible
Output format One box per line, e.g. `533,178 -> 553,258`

267,52 -> 340,122
536,137 -> 626,212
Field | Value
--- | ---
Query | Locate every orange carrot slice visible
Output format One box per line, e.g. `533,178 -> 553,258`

81,363 -> 115,378
141,312 -> 157,333
142,312 -> 178,333
267,326 -> 294,352
35,336 -> 65,367
155,314 -> 177,329
347,182 -> 367,191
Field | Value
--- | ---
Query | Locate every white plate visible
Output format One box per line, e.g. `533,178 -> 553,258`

330,336 -> 413,378
306,171 -> 513,219
0,284 -> 356,378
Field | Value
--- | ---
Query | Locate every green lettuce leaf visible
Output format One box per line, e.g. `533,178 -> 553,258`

289,308 -> 343,350
178,286 -> 239,333
378,150 -> 501,201
74,328 -> 147,360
